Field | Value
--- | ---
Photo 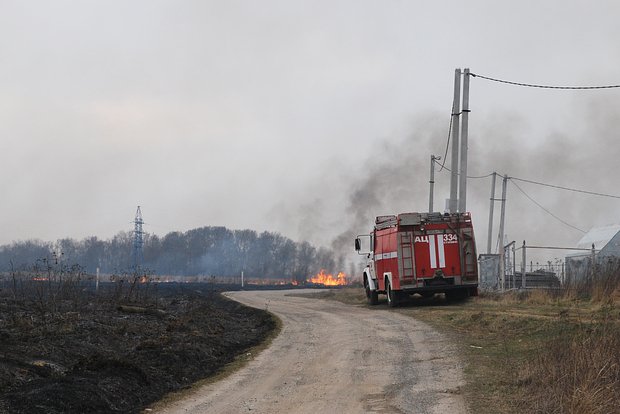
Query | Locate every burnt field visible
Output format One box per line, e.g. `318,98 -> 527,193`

0,279 -> 277,413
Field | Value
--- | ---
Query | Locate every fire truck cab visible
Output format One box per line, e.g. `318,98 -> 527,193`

355,212 -> 478,306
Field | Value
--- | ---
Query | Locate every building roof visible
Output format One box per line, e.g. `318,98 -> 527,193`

576,224 -> 620,250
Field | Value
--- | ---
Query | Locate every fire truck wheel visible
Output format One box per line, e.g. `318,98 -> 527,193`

386,279 -> 398,308
364,277 -> 379,305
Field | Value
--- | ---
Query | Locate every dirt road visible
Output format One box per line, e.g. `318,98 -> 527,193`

155,289 -> 466,414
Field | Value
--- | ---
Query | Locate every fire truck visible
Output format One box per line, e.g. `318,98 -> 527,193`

355,212 -> 478,306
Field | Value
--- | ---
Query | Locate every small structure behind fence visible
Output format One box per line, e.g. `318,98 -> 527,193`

480,241 -> 598,291
479,254 -> 500,289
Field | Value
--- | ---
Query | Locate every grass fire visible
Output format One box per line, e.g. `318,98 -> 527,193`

309,269 -> 347,286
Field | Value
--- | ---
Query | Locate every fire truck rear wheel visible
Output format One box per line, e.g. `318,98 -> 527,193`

365,277 -> 378,305
386,279 -> 398,308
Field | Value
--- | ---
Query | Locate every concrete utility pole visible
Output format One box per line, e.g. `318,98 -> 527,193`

497,175 -> 508,290
449,69 -> 461,213
511,242 -> 517,289
458,68 -> 471,213
429,155 -> 440,213
487,172 -> 497,254
521,240 -> 526,289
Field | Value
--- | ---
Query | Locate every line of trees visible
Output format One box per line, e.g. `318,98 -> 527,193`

0,227 -> 342,281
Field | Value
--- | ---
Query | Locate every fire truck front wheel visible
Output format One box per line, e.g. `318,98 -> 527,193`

385,279 -> 398,308
364,277 -> 379,305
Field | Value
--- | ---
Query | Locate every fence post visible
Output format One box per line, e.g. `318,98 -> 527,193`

499,244 -> 505,291
512,243 -> 516,289
522,240 -> 526,289
590,243 -> 596,282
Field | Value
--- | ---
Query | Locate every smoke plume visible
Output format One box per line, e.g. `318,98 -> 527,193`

280,94 -> 620,274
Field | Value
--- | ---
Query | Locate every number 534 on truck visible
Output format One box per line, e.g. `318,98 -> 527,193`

355,212 -> 478,307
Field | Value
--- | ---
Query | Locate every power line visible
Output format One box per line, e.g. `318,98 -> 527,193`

510,180 -> 586,234
438,166 -> 495,179
511,176 -> 620,200
466,171 -> 495,179
436,168 -> 620,198
437,96 -> 462,172
436,113 -> 452,172
470,72 -> 620,90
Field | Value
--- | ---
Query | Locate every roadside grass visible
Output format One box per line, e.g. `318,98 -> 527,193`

315,284 -> 620,414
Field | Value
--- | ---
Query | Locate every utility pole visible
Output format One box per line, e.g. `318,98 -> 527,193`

449,69 -> 461,213
487,172 -> 497,254
521,240 -> 526,289
429,155 -> 440,213
497,175 -> 508,290
458,68 -> 471,213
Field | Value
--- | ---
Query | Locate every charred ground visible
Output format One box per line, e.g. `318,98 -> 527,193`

0,280 -> 276,414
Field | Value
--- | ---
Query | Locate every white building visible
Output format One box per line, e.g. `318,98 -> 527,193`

566,224 -> 620,282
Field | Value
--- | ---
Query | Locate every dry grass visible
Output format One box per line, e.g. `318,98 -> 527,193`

518,316 -> 619,414
586,268 -> 620,303
561,265 -> 620,303
509,270 -> 620,413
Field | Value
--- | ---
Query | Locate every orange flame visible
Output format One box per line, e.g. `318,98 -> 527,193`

309,269 -> 347,286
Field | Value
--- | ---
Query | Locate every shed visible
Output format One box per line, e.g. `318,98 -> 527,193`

566,224 -> 620,282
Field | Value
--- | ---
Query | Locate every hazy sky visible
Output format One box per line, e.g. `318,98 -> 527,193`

1,1 -> 620,258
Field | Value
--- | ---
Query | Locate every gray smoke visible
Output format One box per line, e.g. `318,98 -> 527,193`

329,114 -> 445,254
467,94 -> 620,250
281,93 -> 620,273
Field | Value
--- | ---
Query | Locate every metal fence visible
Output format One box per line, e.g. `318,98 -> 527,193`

480,241 -> 598,291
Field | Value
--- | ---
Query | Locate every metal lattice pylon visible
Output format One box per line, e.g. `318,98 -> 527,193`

133,206 -> 144,272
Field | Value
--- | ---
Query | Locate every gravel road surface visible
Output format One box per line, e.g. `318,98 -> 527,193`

155,289 -> 466,414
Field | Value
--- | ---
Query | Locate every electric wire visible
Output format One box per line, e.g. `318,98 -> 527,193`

511,176 -> 620,200
470,73 -> 620,90
436,114 -> 452,172
510,180 -> 586,234
437,95 -> 460,172
438,166 -> 495,179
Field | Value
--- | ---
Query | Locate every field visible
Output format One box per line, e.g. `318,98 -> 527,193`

311,284 -> 620,414
2,271 -> 618,414
0,279 -> 277,414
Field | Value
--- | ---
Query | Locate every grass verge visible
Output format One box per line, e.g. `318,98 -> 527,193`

311,287 -> 619,414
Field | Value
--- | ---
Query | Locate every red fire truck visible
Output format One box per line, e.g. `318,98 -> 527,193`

355,212 -> 478,306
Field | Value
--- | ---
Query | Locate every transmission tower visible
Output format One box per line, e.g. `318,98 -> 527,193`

133,206 -> 144,272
